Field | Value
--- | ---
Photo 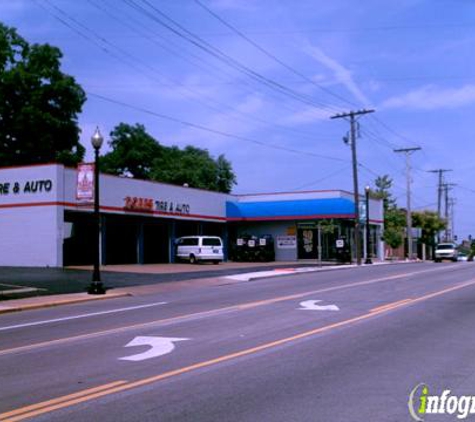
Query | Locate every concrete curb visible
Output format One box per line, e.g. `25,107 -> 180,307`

232,260 -> 424,282
0,292 -> 131,315
0,260 -> 424,315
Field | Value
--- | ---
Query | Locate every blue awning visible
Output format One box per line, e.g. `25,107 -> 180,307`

226,198 -> 355,221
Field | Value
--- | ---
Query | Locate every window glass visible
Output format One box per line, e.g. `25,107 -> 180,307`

436,244 -> 455,250
181,238 -> 199,246
202,238 -> 222,246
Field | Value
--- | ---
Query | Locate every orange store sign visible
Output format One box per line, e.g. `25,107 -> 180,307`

124,196 -> 154,211
123,196 -> 191,215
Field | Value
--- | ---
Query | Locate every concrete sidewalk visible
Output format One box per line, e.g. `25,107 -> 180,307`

0,273 -> 255,314
0,261 -> 347,298
0,260 -> 415,315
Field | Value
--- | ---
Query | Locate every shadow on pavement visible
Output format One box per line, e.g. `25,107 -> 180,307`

0,262 -> 344,299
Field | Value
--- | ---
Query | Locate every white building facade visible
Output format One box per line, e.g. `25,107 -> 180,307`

0,164 -> 384,267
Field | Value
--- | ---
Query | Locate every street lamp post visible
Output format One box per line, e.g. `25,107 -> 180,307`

88,127 -> 106,295
365,185 -> 373,265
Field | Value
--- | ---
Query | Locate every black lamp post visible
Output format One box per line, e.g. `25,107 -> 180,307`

364,185 -> 373,264
88,127 -> 106,295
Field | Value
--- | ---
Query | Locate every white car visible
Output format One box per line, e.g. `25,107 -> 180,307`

434,243 -> 458,262
175,236 -> 224,264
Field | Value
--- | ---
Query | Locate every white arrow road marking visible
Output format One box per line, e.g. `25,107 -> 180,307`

119,336 -> 189,362
298,300 -> 340,311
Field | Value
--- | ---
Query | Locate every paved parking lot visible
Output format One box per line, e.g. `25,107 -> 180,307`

0,261 -> 340,297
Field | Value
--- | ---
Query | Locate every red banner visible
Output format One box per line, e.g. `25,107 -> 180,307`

76,163 -> 94,202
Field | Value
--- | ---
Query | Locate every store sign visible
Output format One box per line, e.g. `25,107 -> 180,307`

76,164 -> 94,201
0,179 -> 53,195
336,239 -> 345,248
276,235 -> 297,249
297,222 -> 318,230
122,197 -> 191,215
155,200 -> 190,215
124,196 -> 154,212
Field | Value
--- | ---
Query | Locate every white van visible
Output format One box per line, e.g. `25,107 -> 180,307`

175,236 -> 224,264
434,243 -> 458,262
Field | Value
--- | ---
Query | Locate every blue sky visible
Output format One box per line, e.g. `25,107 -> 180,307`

2,0 -> 475,238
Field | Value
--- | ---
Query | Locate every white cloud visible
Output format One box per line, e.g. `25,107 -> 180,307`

167,93 -> 266,150
381,84 -> 475,110
302,42 -> 371,107
283,107 -> 332,125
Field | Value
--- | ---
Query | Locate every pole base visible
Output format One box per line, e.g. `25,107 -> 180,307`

364,258 -> 373,265
88,282 -> 106,295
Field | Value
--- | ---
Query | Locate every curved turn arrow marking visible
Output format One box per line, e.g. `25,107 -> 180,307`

120,336 -> 189,362
298,300 -> 340,311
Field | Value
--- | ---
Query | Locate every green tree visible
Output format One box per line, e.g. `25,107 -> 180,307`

101,123 -> 163,179
372,175 -> 405,252
412,210 -> 446,248
216,154 -> 237,193
382,207 -> 406,250
151,145 -> 215,189
318,219 -> 337,235
102,123 -> 237,193
0,23 -> 86,166
372,175 -> 396,212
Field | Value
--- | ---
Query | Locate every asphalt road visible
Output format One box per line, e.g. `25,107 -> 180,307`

0,263 -> 332,295
1,262 -> 475,421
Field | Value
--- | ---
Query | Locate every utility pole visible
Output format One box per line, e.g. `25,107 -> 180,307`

443,183 -> 456,240
331,109 -> 375,265
394,147 -> 421,260
449,197 -> 456,241
428,169 -> 452,241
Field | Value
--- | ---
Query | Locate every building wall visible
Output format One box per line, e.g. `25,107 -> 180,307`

64,168 -> 230,222
0,164 -> 64,266
235,221 -> 297,261
0,164 -> 385,267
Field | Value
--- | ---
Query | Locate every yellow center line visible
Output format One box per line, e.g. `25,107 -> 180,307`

370,298 -> 414,313
0,265 -> 462,357
0,381 -> 127,421
4,275 -> 475,421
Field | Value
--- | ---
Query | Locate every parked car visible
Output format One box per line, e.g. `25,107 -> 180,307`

434,243 -> 458,262
458,252 -> 469,262
175,236 -> 224,264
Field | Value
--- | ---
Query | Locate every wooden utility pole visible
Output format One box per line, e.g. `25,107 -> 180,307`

428,169 -> 452,242
443,183 -> 456,240
394,147 -> 421,260
331,109 -> 375,265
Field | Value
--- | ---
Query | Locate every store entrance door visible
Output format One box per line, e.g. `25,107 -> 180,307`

297,228 -> 318,259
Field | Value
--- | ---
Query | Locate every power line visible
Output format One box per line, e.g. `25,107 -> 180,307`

193,0 -> 356,109
41,0 -> 341,144
43,0 -> 425,176
193,0 -> 429,155
192,22 -> 475,37
290,164 -> 352,190
89,92 -> 348,163
120,0 -> 343,113
87,0 -> 326,123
